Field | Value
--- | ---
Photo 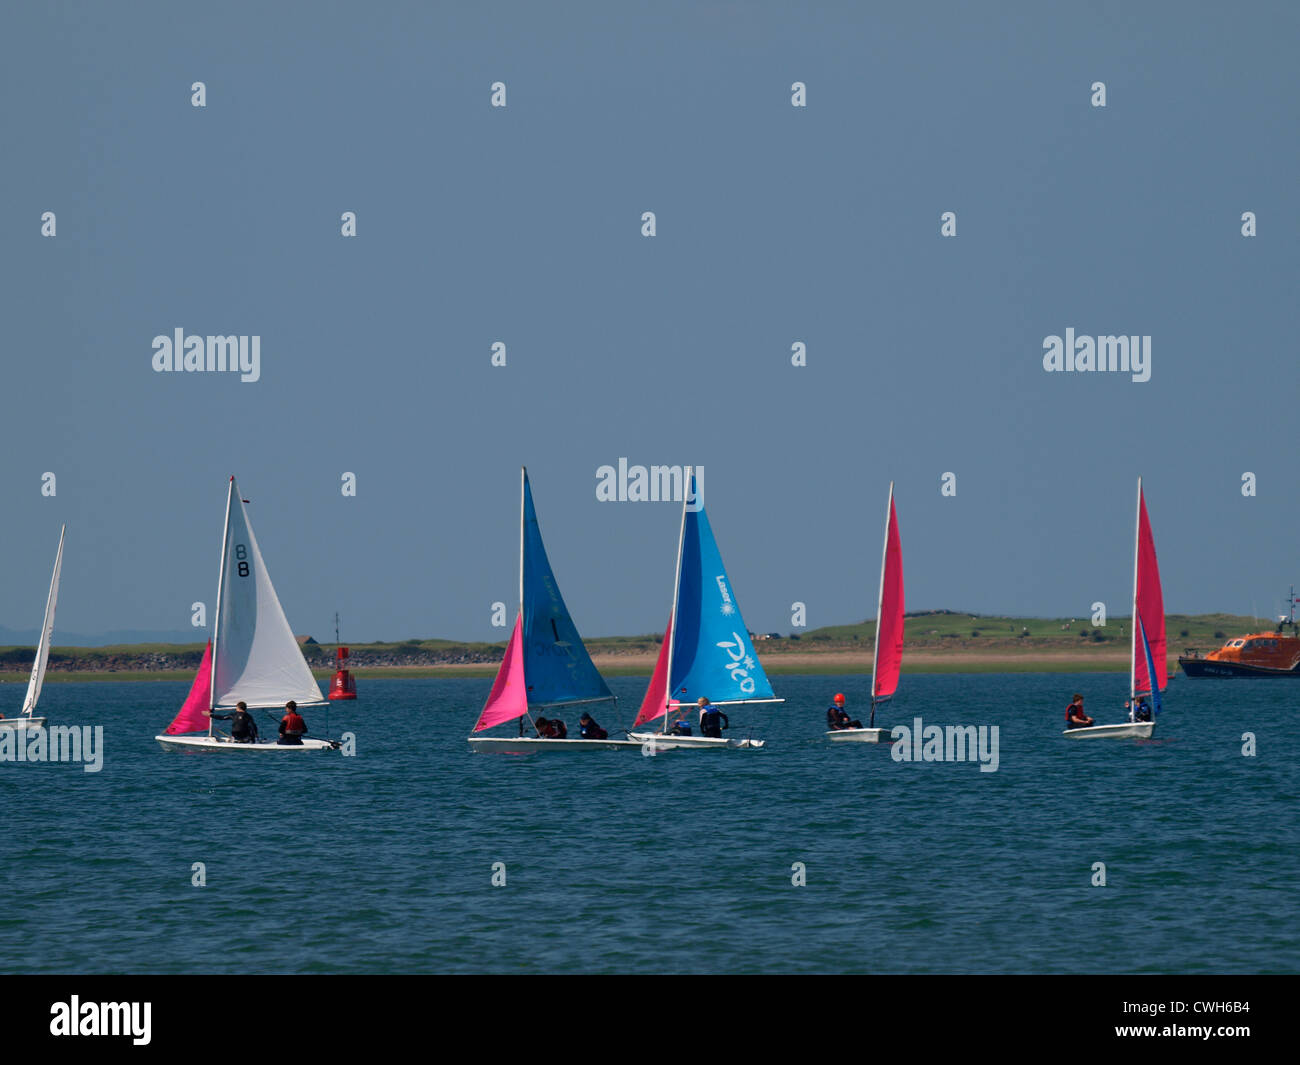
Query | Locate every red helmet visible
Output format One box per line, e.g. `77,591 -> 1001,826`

833,693 -> 845,705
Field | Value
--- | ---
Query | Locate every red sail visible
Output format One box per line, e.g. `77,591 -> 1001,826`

634,615 -> 677,727
1132,485 -> 1166,696
873,492 -> 904,700
165,640 -> 213,734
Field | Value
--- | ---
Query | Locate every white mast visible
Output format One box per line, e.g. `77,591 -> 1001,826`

209,477 -> 235,737
869,483 -> 893,726
662,465 -> 692,733
22,524 -> 65,718
1130,477 -> 1141,702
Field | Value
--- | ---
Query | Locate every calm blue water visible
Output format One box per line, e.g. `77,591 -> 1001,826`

1,673 -> 1296,974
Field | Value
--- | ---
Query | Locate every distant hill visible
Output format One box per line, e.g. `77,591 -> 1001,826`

0,625 -> 202,647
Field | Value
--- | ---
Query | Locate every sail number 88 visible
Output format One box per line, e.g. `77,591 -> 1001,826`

235,544 -> 250,578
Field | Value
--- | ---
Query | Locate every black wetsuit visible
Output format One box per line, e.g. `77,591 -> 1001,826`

579,717 -> 607,739
700,708 -> 729,738
212,710 -> 258,743
827,706 -> 863,730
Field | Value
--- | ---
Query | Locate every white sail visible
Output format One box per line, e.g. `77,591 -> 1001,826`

22,525 -> 65,717
211,478 -> 324,709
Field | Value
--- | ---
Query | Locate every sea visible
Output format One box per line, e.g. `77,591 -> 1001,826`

1,673 -> 1296,974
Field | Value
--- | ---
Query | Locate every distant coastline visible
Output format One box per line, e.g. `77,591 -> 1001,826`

0,610 -> 1267,681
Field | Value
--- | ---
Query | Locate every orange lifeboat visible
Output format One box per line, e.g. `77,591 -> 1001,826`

1178,588 -> 1300,677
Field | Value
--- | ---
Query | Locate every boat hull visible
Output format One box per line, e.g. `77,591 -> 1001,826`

467,737 -> 641,754
627,731 -> 764,750
0,717 -> 46,731
1178,656 -> 1300,678
826,727 -> 894,743
1062,721 -> 1154,740
155,734 -> 338,752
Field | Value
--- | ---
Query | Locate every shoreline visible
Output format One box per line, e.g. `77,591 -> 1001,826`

3,649 -> 1164,683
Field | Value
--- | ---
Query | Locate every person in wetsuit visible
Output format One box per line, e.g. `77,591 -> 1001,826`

209,700 -> 259,743
551,717 -> 568,739
278,700 -> 308,745
669,717 -> 692,736
697,697 -> 729,738
1065,693 -> 1094,730
578,712 -> 607,739
1128,696 -> 1153,722
826,693 -> 863,730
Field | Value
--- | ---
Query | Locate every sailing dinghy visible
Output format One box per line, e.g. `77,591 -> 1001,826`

468,468 -> 637,753
1,525 -> 65,732
156,477 -> 339,752
828,484 -> 901,743
628,467 -> 781,750
1064,478 -> 1165,740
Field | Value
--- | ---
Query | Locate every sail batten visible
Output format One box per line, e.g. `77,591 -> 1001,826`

22,525 -> 65,717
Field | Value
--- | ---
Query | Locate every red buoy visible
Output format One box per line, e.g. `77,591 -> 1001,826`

328,645 -> 357,700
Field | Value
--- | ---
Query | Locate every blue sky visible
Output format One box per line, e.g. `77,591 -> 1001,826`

2,1 -> 1297,642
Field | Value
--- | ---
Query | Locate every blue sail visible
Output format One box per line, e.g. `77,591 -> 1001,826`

1137,611 -> 1162,715
521,472 -> 613,708
669,474 -> 776,705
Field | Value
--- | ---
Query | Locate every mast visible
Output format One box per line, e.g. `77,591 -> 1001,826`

662,465 -> 691,733
1130,477 -> 1141,702
210,477 -> 235,736
870,482 -> 893,728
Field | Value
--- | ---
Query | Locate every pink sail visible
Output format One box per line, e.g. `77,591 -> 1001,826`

1132,485 -> 1166,696
165,641 -> 213,734
473,614 -> 528,732
873,491 -> 904,700
633,616 -> 678,727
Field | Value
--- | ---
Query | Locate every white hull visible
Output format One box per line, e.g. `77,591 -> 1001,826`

155,734 -> 338,752
1062,721 -> 1155,740
826,727 -> 894,743
627,731 -> 765,750
0,717 -> 46,731
468,736 -> 641,754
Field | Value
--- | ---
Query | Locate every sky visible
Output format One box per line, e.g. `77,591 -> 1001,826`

2,1 -> 1297,643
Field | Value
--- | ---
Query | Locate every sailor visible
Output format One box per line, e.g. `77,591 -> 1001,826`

826,693 -> 863,730
209,700 -> 259,743
697,697 -> 729,738
277,700 -> 308,745
535,716 -> 554,738
1130,696 -> 1153,722
551,717 -> 568,739
669,717 -> 692,736
578,712 -> 607,739
1064,693 -> 1094,730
